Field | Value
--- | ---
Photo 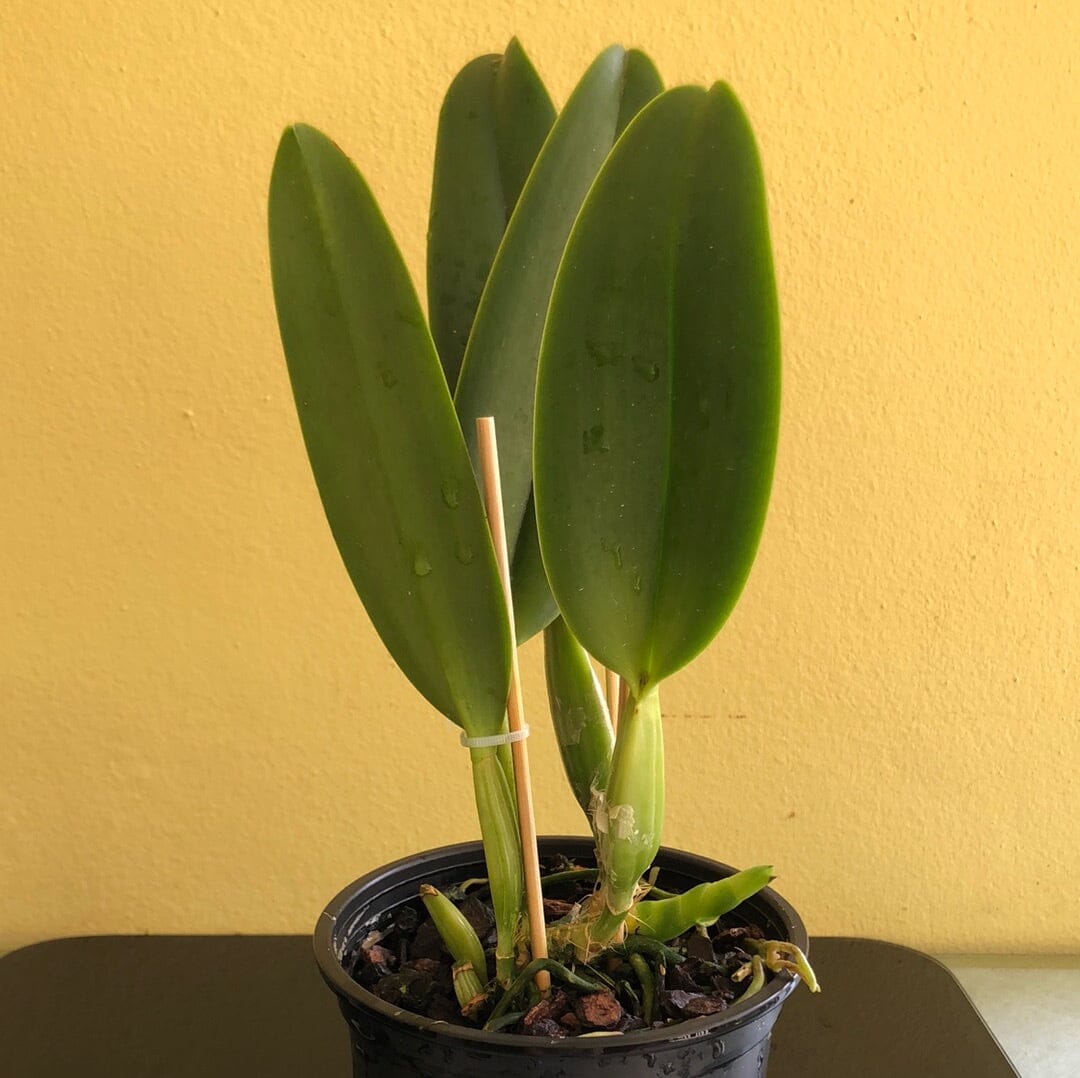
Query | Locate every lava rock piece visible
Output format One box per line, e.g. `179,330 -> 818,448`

427,995 -> 460,1023
713,924 -> 764,946
459,895 -> 495,941
401,957 -> 442,978
542,898 -> 576,920
682,994 -> 728,1017
665,957 -> 705,993
686,931 -> 716,963
661,989 -> 729,1019
526,1017 -> 567,1038
408,919 -> 445,962
359,944 -> 396,968
544,853 -> 578,874
574,991 -> 624,1031
523,989 -> 570,1032
375,970 -> 433,1012
395,905 -> 420,934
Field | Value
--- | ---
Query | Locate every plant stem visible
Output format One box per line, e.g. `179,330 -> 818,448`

495,735 -> 518,826
469,745 -> 524,985
589,687 -> 665,947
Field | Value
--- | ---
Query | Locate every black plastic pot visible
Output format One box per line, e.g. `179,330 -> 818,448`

315,836 -> 808,1077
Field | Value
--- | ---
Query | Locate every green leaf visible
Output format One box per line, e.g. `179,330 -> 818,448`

427,38 -> 555,391
543,616 -> 613,816
534,84 -> 781,690
454,45 -> 663,644
507,494 -> 558,641
268,123 -> 511,736
628,864 -> 774,940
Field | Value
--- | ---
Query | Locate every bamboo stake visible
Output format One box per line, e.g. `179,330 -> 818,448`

475,417 -> 550,995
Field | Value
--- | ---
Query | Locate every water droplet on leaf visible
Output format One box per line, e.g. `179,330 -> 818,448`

601,538 -> 623,569
583,425 -> 609,454
633,356 -> 660,382
441,479 -> 460,508
413,554 -> 432,577
586,339 -> 620,367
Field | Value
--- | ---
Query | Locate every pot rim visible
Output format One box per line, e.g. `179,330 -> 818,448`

314,835 -> 808,1052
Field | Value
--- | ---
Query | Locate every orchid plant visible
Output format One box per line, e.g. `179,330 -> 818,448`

268,39 -> 815,1020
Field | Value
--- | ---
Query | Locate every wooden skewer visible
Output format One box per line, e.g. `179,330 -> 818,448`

604,667 -> 621,732
475,417 -> 550,995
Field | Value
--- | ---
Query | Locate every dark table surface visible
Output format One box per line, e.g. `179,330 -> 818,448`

0,935 -> 1019,1076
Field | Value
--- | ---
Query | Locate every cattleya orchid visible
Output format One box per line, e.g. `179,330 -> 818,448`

269,38 -> 816,1024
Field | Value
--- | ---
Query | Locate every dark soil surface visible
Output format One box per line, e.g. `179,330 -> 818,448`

344,856 -> 772,1038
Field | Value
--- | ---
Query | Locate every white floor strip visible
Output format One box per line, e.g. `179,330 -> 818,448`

938,955 -> 1080,1078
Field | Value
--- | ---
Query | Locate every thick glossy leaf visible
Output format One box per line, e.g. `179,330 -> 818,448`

543,616 -> 613,816
269,123 -> 511,736
427,39 -> 555,391
534,84 -> 781,690
507,495 -> 558,641
454,46 -> 663,643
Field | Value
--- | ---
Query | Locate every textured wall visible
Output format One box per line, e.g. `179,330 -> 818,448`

2,1 -> 1077,956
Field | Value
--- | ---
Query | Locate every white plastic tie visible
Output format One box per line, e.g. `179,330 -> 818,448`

460,724 -> 530,749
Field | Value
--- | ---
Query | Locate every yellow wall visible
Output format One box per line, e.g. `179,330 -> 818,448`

2,1 -> 1077,957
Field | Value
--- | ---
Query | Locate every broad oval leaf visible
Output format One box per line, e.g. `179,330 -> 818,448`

534,84 -> 781,690
454,45 -> 663,643
269,124 -> 511,736
427,39 -> 555,391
